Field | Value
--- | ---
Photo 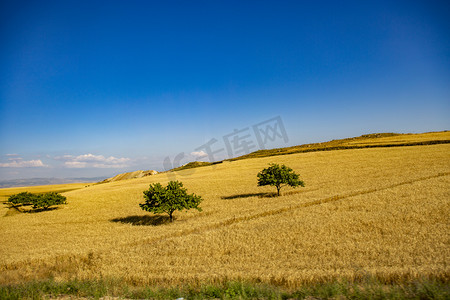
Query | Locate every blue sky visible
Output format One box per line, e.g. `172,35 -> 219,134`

1,0 -> 449,180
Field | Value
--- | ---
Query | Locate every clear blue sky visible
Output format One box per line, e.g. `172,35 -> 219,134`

1,0 -> 449,180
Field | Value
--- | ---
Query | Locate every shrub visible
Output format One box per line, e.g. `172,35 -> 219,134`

33,192 -> 67,210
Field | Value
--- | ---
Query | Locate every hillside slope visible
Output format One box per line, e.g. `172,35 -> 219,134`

99,170 -> 158,183
228,130 -> 450,161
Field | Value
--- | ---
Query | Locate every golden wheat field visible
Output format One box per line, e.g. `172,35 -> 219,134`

0,143 -> 449,288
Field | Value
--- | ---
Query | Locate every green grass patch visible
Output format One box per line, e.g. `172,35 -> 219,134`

1,277 -> 449,299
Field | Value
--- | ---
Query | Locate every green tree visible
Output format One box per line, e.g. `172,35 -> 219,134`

7,192 -> 67,211
257,163 -> 305,196
140,181 -> 202,222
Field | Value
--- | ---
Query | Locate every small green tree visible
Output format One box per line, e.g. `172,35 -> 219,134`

257,163 -> 305,196
140,181 -> 202,222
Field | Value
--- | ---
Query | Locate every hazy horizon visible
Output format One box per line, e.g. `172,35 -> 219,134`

1,0 -> 449,181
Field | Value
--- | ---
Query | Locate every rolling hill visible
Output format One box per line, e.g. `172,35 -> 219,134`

99,169 -> 158,183
168,131 -> 450,172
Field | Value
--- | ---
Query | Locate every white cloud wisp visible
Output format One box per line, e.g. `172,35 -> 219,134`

0,158 -> 47,168
55,153 -> 131,169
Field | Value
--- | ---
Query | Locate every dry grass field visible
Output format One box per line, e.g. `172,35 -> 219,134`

0,139 -> 449,290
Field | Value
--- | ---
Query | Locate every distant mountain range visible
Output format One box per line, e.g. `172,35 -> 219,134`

0,177 -> 107,188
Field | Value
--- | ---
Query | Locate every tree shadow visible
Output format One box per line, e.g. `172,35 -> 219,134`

221,192 -> 277,200
110,215 -> 172,226
25,207 -> 59,213
3,206 -> 60,215
221,189 -> 310,200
